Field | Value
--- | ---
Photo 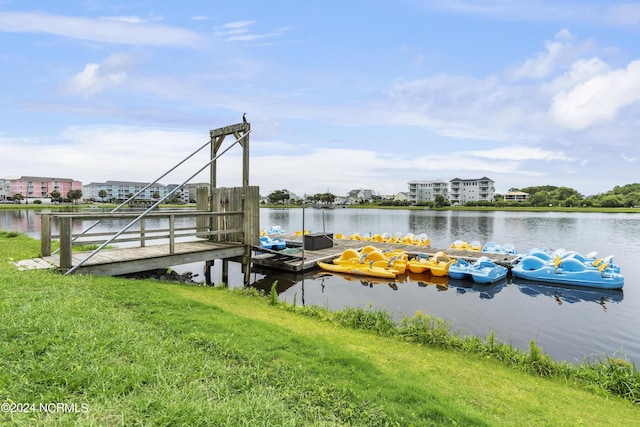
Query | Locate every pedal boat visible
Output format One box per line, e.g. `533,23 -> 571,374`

448,256 -> 508,284
511,254 -> 624,289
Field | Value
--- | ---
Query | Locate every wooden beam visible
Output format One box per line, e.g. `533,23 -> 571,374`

210,122 -> 249,137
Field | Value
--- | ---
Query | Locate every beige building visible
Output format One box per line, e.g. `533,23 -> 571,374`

504,190 -> 529,202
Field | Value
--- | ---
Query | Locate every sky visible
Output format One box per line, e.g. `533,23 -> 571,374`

1,1 -> 640,198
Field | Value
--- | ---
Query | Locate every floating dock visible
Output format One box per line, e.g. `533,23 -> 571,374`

252,235 -> 519,273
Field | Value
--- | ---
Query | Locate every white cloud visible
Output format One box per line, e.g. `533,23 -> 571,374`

214,20 -> 292,42
101,12 -> 163,24
0,11 -> 200,46
466,145 -> 573,162
509,29 -> 576,80
63,53 -> 138,97
422,1 -> 640,28
543,57 -> 611,94
606,3 -> 640,26
550,60 -> 640,130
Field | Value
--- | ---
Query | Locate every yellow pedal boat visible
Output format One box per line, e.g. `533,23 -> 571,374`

317,261 -> 398,279
408,252 -> 452,276
332,248 -> 407,275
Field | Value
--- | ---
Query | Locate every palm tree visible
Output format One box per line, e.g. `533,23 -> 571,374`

98,190 -> 108,202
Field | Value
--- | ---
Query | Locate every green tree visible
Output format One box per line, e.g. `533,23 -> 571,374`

565,195 -> 579,207
50,190 -> 61,203
434,194 -> 447,207
98,189 -> 108,202
528,191 -> 549,207
12,193 -> 24,203
319,192 -> 336,204
67,189 -> 83,204
600,195 -> 624,207
267,190 -> 291,204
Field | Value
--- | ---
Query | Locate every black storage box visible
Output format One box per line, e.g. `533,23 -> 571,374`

304,233 -> 334,250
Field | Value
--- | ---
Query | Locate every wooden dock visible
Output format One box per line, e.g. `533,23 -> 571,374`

252,235 -> 519,272
15,240 -> 245,276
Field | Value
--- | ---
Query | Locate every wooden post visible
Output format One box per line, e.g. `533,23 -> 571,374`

243,250 -> 252,287
196,187 -> 209,238
40,214 -> 51,256
59,217 -> 73,272
240,123 -> 250,189
140,218 -> 146,247
205,260 -> 214,285
169,214 -> 175,254
222,259 -> 229,286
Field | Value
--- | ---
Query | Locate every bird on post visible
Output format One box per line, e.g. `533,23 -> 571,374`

242,113 -> 247,124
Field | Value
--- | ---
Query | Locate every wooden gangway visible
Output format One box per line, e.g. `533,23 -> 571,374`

14,121 -> 261,284
29,208 -> 257,275
20,240 -> 245,276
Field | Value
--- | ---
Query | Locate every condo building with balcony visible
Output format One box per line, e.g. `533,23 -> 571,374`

407,180 -> 450,204
449,177 -> 495,205
6,176 -> 83,203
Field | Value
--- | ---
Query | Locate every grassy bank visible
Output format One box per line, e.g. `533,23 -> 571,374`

1,233 -> 639,425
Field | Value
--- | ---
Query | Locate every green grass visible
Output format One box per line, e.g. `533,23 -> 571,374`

1,232 -> 639,426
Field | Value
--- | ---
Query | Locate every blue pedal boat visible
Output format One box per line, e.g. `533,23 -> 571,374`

448,256 -> 508,284
511,254 -> 624,289
259,235 -> 287,251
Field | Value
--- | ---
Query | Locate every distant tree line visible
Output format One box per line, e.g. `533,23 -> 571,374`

263,190 -> 336,205
11,189 -> 83,204
490,184 -> 640,208
264,183 -> 640,209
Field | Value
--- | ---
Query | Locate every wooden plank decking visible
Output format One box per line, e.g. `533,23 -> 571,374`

14,236 -> 519,277
14,240 -> 245,276
252,236 -> 519,272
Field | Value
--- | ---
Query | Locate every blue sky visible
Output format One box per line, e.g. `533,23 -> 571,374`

1,1 -> 639,197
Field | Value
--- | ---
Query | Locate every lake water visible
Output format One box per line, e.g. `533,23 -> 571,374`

2,207 -> 639,365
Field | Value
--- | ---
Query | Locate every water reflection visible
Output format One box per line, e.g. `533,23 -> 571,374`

513,279 -> 624,309
447,278 -> 508,300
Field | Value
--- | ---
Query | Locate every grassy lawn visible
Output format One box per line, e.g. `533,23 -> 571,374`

1,232 -> 638,426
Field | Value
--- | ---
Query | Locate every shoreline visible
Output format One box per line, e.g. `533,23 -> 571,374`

2,202 -> 639,214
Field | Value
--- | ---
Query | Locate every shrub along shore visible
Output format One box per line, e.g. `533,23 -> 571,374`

1,231 -> 639,426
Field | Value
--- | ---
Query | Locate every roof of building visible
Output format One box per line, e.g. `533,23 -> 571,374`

450,177 -> 494,183
407,179 -> 447,184
18,176 -> 76,182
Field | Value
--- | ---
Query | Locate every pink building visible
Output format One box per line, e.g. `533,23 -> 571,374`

10,176 -> 83,202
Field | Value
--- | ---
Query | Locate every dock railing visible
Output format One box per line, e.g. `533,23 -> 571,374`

39,209 -> 244,272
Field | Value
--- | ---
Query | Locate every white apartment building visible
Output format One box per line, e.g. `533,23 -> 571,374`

449,177 -> 495,205
0,178 -> 13,201
407,180 -> 449,204
83,180 -> 168,202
